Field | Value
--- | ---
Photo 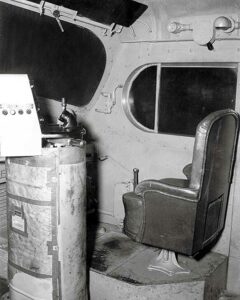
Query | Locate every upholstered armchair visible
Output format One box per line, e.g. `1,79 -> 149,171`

123,109 -> 239,276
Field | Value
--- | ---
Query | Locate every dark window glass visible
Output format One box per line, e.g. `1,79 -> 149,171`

129,66 -> 156,130
158,67 -> 237,135
0,2 -> 106,106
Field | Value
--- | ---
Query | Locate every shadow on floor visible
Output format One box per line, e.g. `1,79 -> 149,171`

0,278 -> 8,297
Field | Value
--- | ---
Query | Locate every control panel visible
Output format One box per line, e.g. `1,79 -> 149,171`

0,103 -> 34,116
0,75 -> 42,157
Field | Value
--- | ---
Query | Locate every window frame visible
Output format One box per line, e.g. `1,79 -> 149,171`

122,63 -> 161,133
122,62 -> 238,135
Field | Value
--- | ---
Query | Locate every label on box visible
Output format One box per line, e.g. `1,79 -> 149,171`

12,214 -> 25,232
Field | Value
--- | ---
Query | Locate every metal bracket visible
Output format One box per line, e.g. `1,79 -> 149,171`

39,0 -> 45,15
47,241 -> 59,255
95,85 -> 123,114
108,24 -> 123,36
168,21 -> 192,34
40,1 -> 78,19
148,249 -> 190,276
39,1 -> 79,32
38,0 -> 116,35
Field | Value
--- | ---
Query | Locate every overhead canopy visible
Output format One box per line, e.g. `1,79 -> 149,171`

31,0 -> 148,27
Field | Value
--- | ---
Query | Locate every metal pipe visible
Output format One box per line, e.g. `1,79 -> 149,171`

133,168 -> 139,191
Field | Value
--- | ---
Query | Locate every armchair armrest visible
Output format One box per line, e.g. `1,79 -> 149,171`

183,164 -> 192,180
135,179 -> 198,200
124,178 -> 198,253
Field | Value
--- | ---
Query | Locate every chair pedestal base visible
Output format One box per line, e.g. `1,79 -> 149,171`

148,249 -> 190,276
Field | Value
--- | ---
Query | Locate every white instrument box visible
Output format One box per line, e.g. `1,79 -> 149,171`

0,74 -> 41,156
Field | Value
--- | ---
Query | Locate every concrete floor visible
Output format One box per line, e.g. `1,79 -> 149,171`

88,228 -> 227,300
0,281 -> 236,300
0,223 -> 239,300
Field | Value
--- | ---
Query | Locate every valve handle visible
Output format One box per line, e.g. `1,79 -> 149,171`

53,10 -> 64,32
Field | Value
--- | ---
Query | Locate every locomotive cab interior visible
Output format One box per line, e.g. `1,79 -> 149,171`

0,0 -> 240,299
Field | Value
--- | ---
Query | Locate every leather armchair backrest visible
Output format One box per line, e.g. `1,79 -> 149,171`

190,109 -> 239,192
190,109 -> 239,250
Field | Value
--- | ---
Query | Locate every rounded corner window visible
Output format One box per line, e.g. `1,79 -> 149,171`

122,63 -> 237,136
122,64 -> 157,133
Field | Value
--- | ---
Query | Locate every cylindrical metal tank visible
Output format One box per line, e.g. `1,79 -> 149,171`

6,140 -> 87,300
